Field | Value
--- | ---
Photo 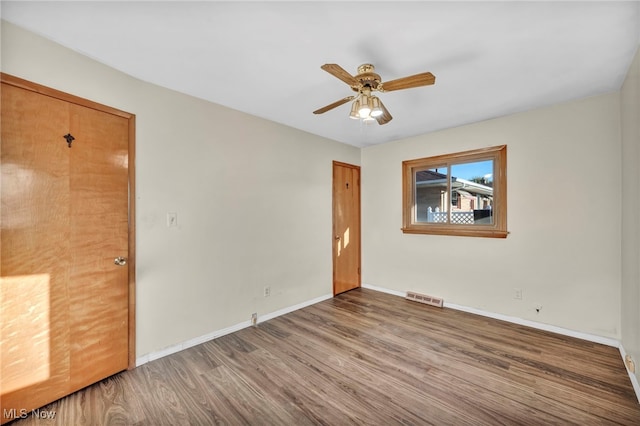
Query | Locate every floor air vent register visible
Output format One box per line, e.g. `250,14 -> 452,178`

406,291 -> 443,308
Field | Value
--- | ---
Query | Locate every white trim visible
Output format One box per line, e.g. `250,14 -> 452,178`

136,320 -> 250,367
363,283 -> 640,402
258,293 -> 333,323
619,344 -> 640,404
135,284 -> 640,404
362,283 -> 619,347
443,301 -> 619,347
136,293 -> 332,367
362,283 -> 405,297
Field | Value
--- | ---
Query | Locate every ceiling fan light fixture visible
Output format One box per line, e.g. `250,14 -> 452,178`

349,101 -> 360,119
370,96 -> 383,117
358,94 -> 371,117
314,62 -> 435,127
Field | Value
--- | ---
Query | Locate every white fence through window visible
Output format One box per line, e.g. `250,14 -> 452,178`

427,208 -> 475,224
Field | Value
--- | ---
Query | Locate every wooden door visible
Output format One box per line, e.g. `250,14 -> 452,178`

332,161 -> 361,295
0,74 -> 135,423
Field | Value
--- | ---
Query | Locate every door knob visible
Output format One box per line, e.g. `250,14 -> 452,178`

114,257 -> 127,266
335,235 -> 341,240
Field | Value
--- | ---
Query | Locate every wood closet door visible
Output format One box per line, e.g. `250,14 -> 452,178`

332,161 -> 361,295
1,79 -> 132,423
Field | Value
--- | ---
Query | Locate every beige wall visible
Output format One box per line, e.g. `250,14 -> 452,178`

0,21 -> 360,357
2,20 -> 636,361
362,91 -> 622,339
621,46 -> 640,382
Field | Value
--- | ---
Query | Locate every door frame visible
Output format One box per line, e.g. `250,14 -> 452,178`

332,161 -> 361,296
1,73 -> 137,369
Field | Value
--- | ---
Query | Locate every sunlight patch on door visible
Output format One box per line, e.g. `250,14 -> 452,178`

343,227 -> 350,249
0,274 -> 51,393
0,164 -> 37,228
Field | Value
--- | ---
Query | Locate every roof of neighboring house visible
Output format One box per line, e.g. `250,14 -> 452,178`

452,178 -> 493,197
415,170 -> 448,182
415,173 -> 494,197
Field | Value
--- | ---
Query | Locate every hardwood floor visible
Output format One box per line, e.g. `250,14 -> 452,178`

6,288 -> 640,425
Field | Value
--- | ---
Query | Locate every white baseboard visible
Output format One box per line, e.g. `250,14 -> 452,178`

362,283 -> 405,297
259,293 -> 333,322
135,320 -> 250,366
136,293 -> 332,367
618,344 -> 640,404
363,283 -> 618,347
362,283 -> 640,403
443,301 -> 619,347
136,284 -> 640,404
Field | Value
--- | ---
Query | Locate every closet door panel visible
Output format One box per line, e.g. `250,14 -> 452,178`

68,104 -> 129,390
1,83 -> 72,415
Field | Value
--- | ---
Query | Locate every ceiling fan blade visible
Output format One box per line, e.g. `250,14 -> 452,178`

313,96 -> 355,114
321,64 -> 359,87
381,72 -> 435,92
375,100 -> 393,125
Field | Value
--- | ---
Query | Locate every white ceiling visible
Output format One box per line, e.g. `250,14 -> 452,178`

2,1 -> 639,147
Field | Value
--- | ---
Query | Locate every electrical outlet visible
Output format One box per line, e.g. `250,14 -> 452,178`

251,313 -> 257,326
264,286 -> 271,297
514,288 -> 522,300
166,212 -> 177,227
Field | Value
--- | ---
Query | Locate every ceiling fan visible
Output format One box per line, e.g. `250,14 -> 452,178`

313,63 -> 435,125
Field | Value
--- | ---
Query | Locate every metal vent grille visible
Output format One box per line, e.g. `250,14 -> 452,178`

406,291 -> 443,308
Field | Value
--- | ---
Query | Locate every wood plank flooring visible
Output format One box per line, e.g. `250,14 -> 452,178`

6,288 -> 640,425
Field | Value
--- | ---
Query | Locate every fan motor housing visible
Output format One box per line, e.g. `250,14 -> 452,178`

352,63 -> 381,91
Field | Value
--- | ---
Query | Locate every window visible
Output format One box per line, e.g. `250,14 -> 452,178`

402,145 -> 507,238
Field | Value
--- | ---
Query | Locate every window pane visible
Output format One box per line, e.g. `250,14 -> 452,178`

450,160 -> 493,225
415,167 -> 448,223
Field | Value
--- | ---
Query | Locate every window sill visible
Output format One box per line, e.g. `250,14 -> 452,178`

401,226 -> 508,238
